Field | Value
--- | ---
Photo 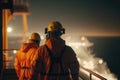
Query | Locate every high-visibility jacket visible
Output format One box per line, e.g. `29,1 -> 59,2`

14,42 -> 38,80
32,38 -> 80,80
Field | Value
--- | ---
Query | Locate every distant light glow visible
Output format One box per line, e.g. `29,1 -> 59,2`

75,46 -> 79,49
41,35 -> 45,40
80,36 -> 86,41
82,42 -> 86,46
68,42 -> 82,46
13,50 -> 17,54
99,59 -> 103,64
7,27 -> 12,32
83,60 -> 94,69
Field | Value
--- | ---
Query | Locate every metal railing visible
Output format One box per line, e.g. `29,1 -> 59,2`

80,66 -> 107,80
2,49 -> 107,80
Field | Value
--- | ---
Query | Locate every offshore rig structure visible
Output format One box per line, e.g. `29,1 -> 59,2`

0,0 -> 107,80
0,0 -> 29,79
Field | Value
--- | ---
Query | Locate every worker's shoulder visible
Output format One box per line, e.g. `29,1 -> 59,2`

38,45 -> 46,50
65,45 -> 73,50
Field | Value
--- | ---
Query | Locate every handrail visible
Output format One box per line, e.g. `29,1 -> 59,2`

2,49 -> 19,51
80,66 -> 107,80
2,49 -> 107,80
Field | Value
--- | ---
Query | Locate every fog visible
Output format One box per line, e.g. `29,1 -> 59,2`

65,36 -> 118,80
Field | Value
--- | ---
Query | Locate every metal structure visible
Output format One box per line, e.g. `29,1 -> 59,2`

12,0 -> 29,42
80,66 -> 107,80
0,0 -> 13,77
1,0 -> 29,69
0,0 -> 29,79
0,0 -> 107,80
0,2 -> 3,78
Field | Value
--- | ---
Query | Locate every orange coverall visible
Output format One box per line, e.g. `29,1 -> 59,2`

32,38 -> 80,80
14,42 -> 38,80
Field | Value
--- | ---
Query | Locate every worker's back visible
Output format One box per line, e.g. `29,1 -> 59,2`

14,32 -> 41,80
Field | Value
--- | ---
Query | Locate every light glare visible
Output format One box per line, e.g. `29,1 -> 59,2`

99,59 -> 103,64
13,50 -> 17,54
7,27 -> 12,32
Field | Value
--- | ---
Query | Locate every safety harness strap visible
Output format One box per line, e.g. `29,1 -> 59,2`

44,45 -> 66,76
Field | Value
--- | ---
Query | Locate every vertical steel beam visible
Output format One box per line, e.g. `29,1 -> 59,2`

0,0 -> 13,77
0,0 -> 3,77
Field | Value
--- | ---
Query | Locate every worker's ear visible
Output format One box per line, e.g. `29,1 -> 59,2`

45,28 -> 48,34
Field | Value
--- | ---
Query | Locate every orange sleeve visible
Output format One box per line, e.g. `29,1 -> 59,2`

14,50 -> 21,77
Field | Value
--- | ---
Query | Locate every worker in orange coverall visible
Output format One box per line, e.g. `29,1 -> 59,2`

14,32 -> 41,80
32,21 -> 80,80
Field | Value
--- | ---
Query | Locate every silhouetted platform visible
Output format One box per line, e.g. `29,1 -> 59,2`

1,69 -> 18,80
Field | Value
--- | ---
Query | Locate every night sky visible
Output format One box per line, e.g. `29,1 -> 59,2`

8,0 -> 120,79
9,0 -> 120,37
